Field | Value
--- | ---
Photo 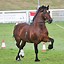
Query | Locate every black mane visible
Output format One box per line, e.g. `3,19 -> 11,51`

32,5 -> 47,22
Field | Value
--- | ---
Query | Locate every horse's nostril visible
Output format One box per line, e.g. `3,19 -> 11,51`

48,19 -> 53,24
49,19 -> 53,22
51,19 -> 53,22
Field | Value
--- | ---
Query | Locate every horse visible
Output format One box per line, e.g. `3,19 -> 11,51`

13,5 -> 54,62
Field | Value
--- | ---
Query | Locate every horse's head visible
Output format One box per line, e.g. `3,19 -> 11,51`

40,5 -> 53,24
32,5 -> 53,24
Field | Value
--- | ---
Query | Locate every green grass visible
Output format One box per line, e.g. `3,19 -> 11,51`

0,22 -> 64,64
46,22 -> 64,51
0,49 -> 64,64
0,0 -> 64,10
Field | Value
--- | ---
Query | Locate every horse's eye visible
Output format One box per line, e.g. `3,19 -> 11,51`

47,11 -> 50,14
48,11 -> 50,14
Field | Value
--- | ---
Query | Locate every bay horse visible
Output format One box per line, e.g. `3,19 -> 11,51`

13,5 -> 54,62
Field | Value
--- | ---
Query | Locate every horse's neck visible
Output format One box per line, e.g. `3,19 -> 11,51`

39,23 -> 46,30
33,19 -> 45,27
34,19 -> 46,30
33,14 -> 42,27
32,12 -> 46,29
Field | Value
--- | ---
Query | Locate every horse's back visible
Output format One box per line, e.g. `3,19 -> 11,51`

14,23 -> 28,30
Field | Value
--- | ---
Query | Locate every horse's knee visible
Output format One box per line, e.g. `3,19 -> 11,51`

48,38 -> 54,49
49,38 -> 54,44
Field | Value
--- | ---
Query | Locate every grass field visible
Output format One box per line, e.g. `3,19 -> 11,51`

0,22 -> 64,64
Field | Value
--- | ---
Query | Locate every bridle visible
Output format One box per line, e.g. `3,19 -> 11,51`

38,10 -> 50,24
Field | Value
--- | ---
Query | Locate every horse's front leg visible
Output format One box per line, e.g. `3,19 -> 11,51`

48,37 -> 54,49
34,43 -> 40,62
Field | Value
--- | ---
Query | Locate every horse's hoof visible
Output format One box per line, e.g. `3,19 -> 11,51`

16,56 -> 21,61
48,45 -> 53,49
16,58 -> 20,61
35,59 -> 40,62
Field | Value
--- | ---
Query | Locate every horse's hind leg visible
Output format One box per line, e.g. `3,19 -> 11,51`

18,41 -> 26,58
16,40 -> 26,61
15,38 -> 21,61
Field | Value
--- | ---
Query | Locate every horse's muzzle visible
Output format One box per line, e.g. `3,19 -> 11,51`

48,19 -> 53,24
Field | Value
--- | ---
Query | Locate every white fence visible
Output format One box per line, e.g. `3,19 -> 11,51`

50,9 -> 64,21
0,9 -> 64,23
0,10 -> 28,23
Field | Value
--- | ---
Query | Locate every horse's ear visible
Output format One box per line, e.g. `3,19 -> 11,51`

47,5 -> 49,10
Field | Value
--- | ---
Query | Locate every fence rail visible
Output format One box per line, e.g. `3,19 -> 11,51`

0,9 -> 64,23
